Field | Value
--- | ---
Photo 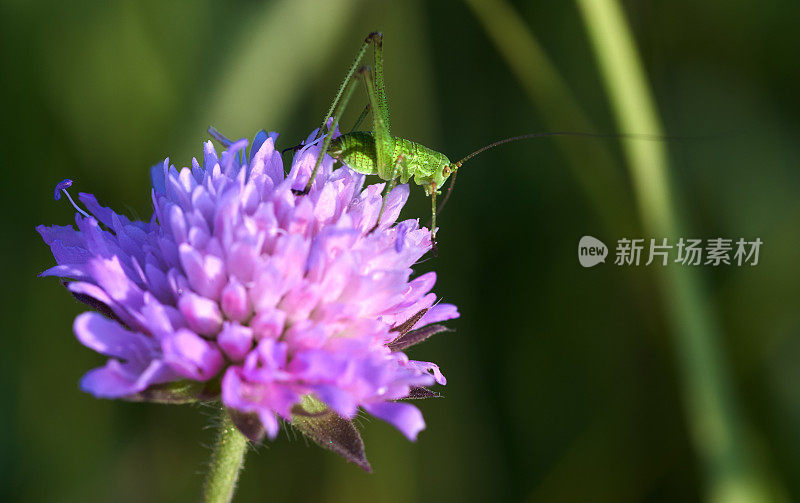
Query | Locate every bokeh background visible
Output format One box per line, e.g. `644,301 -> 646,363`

2,0 -> 799,502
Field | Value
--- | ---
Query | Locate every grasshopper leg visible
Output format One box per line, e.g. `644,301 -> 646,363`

359,66 -> 394,182
368,154 -> 406,235
301,33 -> 382,194
429,182 -> 439,257
437,169 -> 458,214
349,104 -> 371,132
314,32 -> 382,143
298,68 -> 362,195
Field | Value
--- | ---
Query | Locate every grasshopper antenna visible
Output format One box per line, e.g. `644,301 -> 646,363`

452,131 -> 676,169
437,130 -> 689,215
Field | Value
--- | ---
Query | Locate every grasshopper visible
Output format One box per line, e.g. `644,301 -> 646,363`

297,32 -> 471,251
297,32 -> 665,252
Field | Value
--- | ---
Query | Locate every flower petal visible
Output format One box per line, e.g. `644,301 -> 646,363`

363,401 -> 426,441
73,312 -> 154,360
80,359 -> 175,398
162,329 -> 224,381
178,292 -> 222,336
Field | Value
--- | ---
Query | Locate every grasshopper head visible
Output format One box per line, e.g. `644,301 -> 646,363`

328,135 -> 344,159
432,154 -> 454,191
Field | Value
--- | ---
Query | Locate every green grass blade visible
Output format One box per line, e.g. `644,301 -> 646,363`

575,1 -> 780,501
463,0 -> 635,235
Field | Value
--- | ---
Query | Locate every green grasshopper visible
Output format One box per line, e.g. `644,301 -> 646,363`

298,32 -> 661,251
297,32 -> 472,250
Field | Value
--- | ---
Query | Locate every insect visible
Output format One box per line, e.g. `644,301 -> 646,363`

297,32 -> 483,251
297,32 -> 668,252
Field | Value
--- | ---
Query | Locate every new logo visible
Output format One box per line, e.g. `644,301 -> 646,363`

578,236 -> 608,267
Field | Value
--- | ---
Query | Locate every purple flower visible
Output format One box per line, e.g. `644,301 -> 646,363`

37,128 -> 457,464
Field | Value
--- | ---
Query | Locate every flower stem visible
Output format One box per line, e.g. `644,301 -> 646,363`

202,407 -> 249,503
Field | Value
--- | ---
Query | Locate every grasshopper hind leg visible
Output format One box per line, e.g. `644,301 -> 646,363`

301,32 -> 383,194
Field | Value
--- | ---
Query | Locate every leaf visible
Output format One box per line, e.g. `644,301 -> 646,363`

228,409 -> 266,443
388,324 -> 452,351
124,380 -> 205,404
291,395 -> 371,472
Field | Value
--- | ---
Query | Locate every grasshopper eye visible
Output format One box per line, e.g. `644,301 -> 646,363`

443,165 -> 452,175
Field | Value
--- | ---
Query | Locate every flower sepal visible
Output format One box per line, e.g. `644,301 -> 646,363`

228,409 -> 266,443
401,387 -> 442,400
388,324 -> 453,351
123,379 -> 206,404
291,395 -> 371,472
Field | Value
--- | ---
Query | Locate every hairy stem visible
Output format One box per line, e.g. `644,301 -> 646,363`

202,407 -> 249,503
575,1 -> 777,502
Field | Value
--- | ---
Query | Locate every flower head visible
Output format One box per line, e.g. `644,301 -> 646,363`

37,128 -> 457,466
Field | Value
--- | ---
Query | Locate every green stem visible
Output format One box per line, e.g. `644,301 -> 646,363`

574,1 -> 776,502
202,407 -> 249,503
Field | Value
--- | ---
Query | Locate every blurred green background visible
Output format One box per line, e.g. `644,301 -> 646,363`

2,0 -> 799,501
